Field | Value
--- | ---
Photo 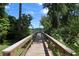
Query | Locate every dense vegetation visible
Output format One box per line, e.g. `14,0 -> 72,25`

0,3 -> 79,56
0,3 -> 32,44
41,3 -> 79,55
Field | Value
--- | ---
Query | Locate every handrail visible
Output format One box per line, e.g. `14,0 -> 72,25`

43,33 -> 76,56
2,34 -> 33,56
2,32 -> 76,56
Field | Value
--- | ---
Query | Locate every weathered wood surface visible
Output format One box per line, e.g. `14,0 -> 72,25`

25,33 -> 52,56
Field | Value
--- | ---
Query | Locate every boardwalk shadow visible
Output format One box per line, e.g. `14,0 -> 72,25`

42,39 -> 50,56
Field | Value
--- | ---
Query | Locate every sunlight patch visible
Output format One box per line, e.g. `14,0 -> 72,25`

41,8 -> 48,14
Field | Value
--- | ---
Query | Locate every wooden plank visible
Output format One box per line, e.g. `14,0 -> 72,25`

25,42 -> 46,56
25,33 -> 43,56
21,40 -> 33,56
25,32 -> 53,56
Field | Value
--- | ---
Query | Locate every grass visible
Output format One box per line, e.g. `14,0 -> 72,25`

0,39 -> 18,56
0,39 -> 30,56
0,44 -> 9,56
0,42 -> 25,56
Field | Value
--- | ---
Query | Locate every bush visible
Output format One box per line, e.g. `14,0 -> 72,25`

0,18 -> 10,43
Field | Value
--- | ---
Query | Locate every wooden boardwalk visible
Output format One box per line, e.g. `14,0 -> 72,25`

25,33 -> 52,56
2,32 -> 76,56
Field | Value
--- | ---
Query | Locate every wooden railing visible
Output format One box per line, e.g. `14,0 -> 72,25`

43,33 -> 76,56
2,32 -> 76,56
2,34 -> 33,56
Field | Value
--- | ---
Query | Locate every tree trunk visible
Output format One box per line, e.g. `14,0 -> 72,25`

56,12 -> 60,28
18,3 -> 22,31
19,3 -> 22,20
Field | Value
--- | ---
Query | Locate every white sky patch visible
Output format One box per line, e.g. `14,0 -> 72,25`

5,4 -> 11,9
5,6 -> 10,9
41,8 -> 48,14
26,11 -> 34,15
30,11 -> 34,15
40,25 -> 44,28
29,26 -> 32,29
37,3 -> 43,5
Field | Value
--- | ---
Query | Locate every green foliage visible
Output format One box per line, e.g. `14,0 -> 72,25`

0,18 -> 10,43
6,14 -> 32,40
43,3 -> 69,28
6,15 -> 17,40
0,3 -> 32,44
0,4 -> 8,18
0,4 -> 9,36
16,14 -> 32,39
0,3 -> 10,43
41,3 -> 79,55
0,18 -> 10,36
40,16 -> 52,34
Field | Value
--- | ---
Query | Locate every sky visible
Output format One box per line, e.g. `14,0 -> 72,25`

5,3 -> 48,28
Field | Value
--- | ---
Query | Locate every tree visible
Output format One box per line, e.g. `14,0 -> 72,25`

0,3 -> 8,18
19,3 -> 22,20
43,3 -> 68,28
40,16 -> 52,34
42,3 -> 79,55
20,14 -> 32,37
0,3 -> 10,43
7,15 -> 17,39
16,14 -> 32,39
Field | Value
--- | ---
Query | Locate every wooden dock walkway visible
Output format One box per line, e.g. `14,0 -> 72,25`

2,32 -> 76,56
25,33 -> 52,56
